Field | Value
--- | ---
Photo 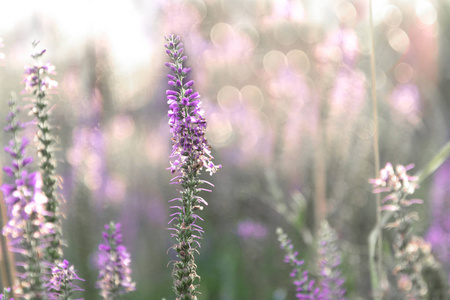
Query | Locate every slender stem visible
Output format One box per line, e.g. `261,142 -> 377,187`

314,94 -> 327,233
368,0 -> 382,298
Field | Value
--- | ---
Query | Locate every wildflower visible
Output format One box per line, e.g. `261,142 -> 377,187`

369,163 -> 418,196
23,43 -> 63,263
317,221 -> 346,300
164,34 -> 221,299
97,222 -> 135,299
2,98 -> 52,299
370,162 -> 429,298
23,62 -> 58,93
45,259 -> 84,300
277,228 -> 319,299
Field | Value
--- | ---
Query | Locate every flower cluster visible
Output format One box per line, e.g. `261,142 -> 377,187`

317,221 -> 346,300
369,163 -> 418,195
97,222 -> 135,299
1,98 -> 52,299
23,45 -> 63,264
2,171 -> 53,246
370,163 -> 431,298
276,228 -> 319,299
45,259 -> 84,300
165,35 -> 221,178
23,48 -> 57,94
164,34 -> 221,299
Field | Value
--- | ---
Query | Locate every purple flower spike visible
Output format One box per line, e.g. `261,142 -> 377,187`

2,97 -> 52,299
96,222 -> 135,299
164,34 -> 221,300
317,221 -> 347,300
277,228 -> 319,299
45,259 -> 84,299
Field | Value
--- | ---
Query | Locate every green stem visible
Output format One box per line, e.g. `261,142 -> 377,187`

368,0 -> 382,298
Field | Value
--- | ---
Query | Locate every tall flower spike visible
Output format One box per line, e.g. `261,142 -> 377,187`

317,221 -> 347,300
2,98 -> 52,299
96,222 -> 135,299
23,43 -> 63,264
276,228 -> 320,299
164,34 -> 221,300
370,163 -> 430,298
45,259 -> 84,300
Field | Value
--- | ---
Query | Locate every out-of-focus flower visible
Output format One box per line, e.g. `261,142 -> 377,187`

24,44 -> 63,264
277,228 -> 319,299
2,98 -> 51,300
388,83 -> 422,126
317,221 -> 347,300
165,34 -> 221,299
237,220 -> 268,239
315,28 -> 359,67
45,259 -> 84,300
0,287 -> 13,300
426,159 -> 450,281
2,171 -> 53,244
23,62 -> 58,93
97,222 -> 135,299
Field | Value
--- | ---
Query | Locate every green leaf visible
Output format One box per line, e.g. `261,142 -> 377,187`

415,141 -> 450,184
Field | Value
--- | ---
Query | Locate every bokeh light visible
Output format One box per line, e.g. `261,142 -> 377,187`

415,0 -> 437,25
388,27 -> 410,53
383,4 -> 403,27
263,50 -> 287,75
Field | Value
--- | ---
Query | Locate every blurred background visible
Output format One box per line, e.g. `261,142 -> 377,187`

0,0 -> 449,299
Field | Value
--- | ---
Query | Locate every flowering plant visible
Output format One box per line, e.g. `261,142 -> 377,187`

164,34 -> 221,299
96,222 -> 135,299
